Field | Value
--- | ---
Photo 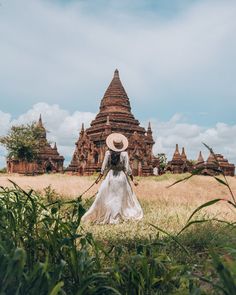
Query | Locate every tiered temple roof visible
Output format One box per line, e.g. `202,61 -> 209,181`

67,69 -> 157,176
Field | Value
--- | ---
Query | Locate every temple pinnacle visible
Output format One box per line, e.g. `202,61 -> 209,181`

38,114 -> 43,127
114,69 -> 119,78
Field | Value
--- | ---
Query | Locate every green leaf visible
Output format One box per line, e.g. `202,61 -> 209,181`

187,198 -> 223,223
211,251 -> 236,294
49,281 -> 64,295
214,177 -> 228,187
178,219 -> 210,235
149,224 -> 190,255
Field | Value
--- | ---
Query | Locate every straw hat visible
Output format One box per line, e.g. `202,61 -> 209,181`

106,133 -> 128,152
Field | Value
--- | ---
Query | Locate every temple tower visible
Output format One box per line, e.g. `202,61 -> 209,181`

67,69 -> 156,176
166,144 -> 193,173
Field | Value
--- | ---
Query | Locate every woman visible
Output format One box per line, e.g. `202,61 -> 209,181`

82,133 -> 143,224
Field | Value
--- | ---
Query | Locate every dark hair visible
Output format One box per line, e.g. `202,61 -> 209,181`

110,151 -> 120,166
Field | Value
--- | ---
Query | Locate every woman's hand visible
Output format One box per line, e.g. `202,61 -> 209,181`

133,180 -> 139,186
130,175 -> 138,186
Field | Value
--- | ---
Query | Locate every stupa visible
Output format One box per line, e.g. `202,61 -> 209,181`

67,69 -> 157,176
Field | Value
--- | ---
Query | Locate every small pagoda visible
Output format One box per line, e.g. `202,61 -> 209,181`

67,69 -> 157,176
166,144 -> 193,173
195,152 -> 235,176
7,115 -> 64,174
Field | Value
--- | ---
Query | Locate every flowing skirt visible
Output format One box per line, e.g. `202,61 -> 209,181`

81,170 -> 143,224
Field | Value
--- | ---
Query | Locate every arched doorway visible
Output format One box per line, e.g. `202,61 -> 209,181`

45,162 -> 53,173
183,166 -> 188,173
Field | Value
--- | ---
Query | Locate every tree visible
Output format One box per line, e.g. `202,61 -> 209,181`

157,153 -> 167,173
0,123 -> 45,162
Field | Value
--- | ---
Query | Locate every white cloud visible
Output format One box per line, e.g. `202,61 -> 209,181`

0,103 -> 235,169
0,103 -> 96,167
150,116 -> 236,164
0,0 -> 235,168
0,0 -> 235,124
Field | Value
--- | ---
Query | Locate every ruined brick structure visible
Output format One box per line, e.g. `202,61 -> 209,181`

166,144 -> 193,173
67,69 -> 157,176
195,151 -> 235,176
7,116 -> 64,174
166,145 -> 235,176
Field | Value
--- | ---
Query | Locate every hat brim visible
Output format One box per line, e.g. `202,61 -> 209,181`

106,133 -> 128,152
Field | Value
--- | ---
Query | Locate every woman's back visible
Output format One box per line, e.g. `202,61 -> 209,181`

101,150 -> 132,176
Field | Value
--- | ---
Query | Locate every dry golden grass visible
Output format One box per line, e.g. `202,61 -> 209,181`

0,173 -> 235,241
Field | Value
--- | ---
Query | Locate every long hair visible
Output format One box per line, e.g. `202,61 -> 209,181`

110,151 -> 121,166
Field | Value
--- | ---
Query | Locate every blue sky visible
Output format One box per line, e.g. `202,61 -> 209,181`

0,0 -> 236,167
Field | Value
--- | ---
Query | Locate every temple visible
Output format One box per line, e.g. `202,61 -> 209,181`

167,145 -> 235,176
7,115 -> 64,174
197,152 -> 235,176
67,69 -> 157,176
166,144 -> 193,173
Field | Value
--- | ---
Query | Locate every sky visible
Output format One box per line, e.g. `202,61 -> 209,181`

0,0 -> 236,168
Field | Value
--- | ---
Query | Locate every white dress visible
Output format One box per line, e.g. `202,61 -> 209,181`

82,150 -> 143,224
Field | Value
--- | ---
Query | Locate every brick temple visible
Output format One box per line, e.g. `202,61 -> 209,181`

166,144 -> 193,173
7,115 -> 64,174
167,144 -> 235,176
195,151 -> 235,176
67,69 -> 158,176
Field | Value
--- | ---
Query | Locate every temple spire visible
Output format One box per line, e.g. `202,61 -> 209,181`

53,142 -> 57,150
181,147 -> 187,161
197,151 -> 204,163
99,69 -> 131,114
37,114 -> 43,128
146,122 -> 153,141
37,114 -> 47,140
172,144 -> 181,160
79,123 -> 85,137
114,69 -> 119,78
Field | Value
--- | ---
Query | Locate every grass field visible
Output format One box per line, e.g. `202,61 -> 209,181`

0,173 -> 235,294
0,173 -> 235,240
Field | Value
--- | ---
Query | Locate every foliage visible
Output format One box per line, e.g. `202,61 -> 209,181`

156,153 -> 167,172
0,181 -> 197,294
0,167 -> 7,173
0,181 -> 115,294
0,123 -> 46,162
1,181 -> 234,294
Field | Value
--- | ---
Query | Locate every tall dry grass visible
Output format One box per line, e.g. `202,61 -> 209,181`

0,173 -> 235,241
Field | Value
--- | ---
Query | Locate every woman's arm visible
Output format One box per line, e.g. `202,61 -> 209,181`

129,174 -> 138,186
96,150 -> 110,183
124,152 -> 138,186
